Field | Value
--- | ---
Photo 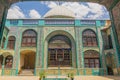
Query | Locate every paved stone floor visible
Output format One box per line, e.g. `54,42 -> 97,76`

0,76 -> 120,80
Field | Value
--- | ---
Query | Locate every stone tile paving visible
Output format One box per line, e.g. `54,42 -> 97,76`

0,76 -> 119,80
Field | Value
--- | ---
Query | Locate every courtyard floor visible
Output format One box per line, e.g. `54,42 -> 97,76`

0,76 -> 120,80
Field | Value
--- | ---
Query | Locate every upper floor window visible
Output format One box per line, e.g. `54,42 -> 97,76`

23,20 -> 39,25
81,20 -> 96,25
7,36 -> 16,49
83,29 -> 97,47
10,20 -> 18,25
45,19 -> 74,25
22,30 -> 37,47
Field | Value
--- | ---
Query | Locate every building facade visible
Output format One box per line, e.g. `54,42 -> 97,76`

0,6 -> 119,76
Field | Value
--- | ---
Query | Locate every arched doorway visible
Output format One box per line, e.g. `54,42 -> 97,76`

20,50 -> 36,70
0,55 -> 3,68
106,53 -> 115,75
48,35 -> 72,67
5,55 -> 13,68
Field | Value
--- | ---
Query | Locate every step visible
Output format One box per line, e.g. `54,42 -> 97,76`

19,70 -> 34,76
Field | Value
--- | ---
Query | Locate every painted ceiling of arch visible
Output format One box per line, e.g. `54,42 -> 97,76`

1,0 -> 114,9
6,1 -> 111,19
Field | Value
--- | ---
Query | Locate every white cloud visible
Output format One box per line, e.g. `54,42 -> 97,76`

62,2 -> 90,18
87,3 -> 105,19
7,6 -> 25,19
29,9 -> 41,19
42,2 -> 108,19
41,1 -> 58,8
48,2 -> 58,8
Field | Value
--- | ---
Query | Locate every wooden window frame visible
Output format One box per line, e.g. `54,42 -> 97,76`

83,30 -> 97,47
22,30 -> 37,47
7,36 -> 16,49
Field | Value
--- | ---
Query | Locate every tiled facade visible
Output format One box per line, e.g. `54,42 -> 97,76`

0,19 -> 118,76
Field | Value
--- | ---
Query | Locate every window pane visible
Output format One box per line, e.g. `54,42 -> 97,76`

90,59 -> 94,63
32,38 -> 36,43
22,38 -> 26,43
27,38 -> 31,43
85,64 -> 89,68
85,59 -> 89,63
95,59 -> 99,63
95,64 -> 99,68
90,63 -> 95,68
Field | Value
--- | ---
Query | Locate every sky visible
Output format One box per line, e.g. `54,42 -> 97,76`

7,1 -> 110,20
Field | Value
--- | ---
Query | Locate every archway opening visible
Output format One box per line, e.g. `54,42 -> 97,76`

106,53 -> 115,75
5,55 -> 13,68
0,55 -> 3,68
48,35 -> 72,67
20,50 -> 36,70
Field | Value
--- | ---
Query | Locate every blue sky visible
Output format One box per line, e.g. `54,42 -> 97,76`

7,1 -> 110,19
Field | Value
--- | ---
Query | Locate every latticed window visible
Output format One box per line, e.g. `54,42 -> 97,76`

48,35 -> 72,67
83,29 -> 97,47
5,55 -> 13,68
7,36 -> 16,49
23,20 -> 38,25
10,20 -> 18,25
0,55 -> 3,68
81,20 -> 96,25
45,19 -> 74,25
84,50 -> 100,68
22,30 -> 37,47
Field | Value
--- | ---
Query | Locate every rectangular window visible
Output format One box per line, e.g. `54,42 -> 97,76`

45,19 -> 74,25
10,20 -> 18,25
81,20 -> 96,25
85,58 -> 99,68
23,20 -> 39,25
